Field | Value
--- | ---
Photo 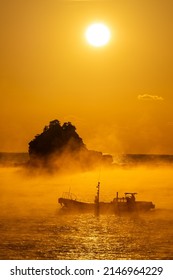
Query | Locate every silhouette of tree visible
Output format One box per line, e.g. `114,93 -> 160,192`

29,120 -> 86,161
28,119 -> 113,170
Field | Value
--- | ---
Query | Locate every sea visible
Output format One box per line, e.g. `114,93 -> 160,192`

0,153 -> 173,260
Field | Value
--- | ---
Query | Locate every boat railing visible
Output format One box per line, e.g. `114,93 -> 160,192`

113,197 -> 126,203
62,192 -> 78,201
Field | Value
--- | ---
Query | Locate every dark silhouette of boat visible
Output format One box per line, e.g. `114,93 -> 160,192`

58,182 -> 155,214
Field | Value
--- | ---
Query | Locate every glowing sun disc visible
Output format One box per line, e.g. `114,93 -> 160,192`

85,23 -> 111,47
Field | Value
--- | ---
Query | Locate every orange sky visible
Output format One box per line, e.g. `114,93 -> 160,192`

0,0 -> 173,154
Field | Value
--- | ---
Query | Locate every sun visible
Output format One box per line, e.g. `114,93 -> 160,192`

85,23 -> 111,47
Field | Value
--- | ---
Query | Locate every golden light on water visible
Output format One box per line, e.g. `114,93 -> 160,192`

85,23 -> 111,47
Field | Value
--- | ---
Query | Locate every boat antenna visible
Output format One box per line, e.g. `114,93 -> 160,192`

68,186 -> 71,194
97,156 -> 103,183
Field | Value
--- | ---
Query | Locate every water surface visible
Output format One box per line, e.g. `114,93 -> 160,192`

0,166 -> 173,260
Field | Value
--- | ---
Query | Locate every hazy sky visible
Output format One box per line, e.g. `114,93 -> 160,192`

0,0 -> 173,154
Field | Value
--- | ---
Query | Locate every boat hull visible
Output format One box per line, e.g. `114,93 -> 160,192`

58,197 -> 155,214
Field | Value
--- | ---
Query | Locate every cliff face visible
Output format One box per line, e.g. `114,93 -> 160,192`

28,120 -> 113,170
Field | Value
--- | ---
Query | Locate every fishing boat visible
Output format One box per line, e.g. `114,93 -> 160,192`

58,182 -> 155,214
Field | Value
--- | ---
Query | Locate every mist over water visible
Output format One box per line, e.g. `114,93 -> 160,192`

0,164 -> 173,259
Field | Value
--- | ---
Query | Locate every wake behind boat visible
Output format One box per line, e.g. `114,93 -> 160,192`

58,182 -> 155,214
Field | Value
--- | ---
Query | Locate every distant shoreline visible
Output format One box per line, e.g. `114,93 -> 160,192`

0,152 -> 29,167
1,152 -> 173,168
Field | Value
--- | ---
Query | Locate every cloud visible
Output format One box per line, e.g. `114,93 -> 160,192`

138,94 -> 164,101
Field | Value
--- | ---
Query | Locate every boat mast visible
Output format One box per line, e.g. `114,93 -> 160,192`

95,181 -> 100,216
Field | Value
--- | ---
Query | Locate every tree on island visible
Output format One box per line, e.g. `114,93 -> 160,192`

28,119 -> 113,170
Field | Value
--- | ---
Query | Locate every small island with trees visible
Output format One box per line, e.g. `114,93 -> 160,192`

28,119 -> 113,171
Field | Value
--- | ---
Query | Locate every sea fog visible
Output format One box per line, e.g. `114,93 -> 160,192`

1,165 -> 173,217
0,164 -> 173,259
